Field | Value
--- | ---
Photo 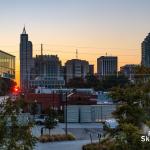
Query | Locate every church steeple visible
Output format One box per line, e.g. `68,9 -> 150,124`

22,26 -> 26,34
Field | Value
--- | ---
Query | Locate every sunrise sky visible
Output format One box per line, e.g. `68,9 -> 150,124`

0,0 -> 150,85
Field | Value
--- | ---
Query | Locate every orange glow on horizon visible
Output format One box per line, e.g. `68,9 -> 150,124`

15,47 -> 140,87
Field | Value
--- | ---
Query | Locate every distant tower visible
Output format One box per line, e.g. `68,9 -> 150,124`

65,59 -> 89,82
141,33 -> 150,67
20,27 -> 33,90
76,49 -> 78,59
41,43 -> 43,56
97,56 -> 118,79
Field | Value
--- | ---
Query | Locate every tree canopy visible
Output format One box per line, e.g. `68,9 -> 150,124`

0,97 -> 36,150
0,78 -> 16,96
67,75 -> 129,91
101,83 -> 150,150
44,108 -> 58,135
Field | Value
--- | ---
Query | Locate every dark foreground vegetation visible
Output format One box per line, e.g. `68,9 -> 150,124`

38,134 -> 75,143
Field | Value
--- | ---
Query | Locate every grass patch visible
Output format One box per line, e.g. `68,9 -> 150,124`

38,134 -> 75,143
82,143 -> 102,150
82,139 -> 115,150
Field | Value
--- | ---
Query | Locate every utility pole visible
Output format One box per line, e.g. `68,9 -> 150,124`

65,89 -> 76,135
76,49 -> 78,59
53,91 -> 54,110
65,92 -> 68,135
41,44 -> 43,56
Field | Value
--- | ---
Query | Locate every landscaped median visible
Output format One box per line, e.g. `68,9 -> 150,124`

82,143 -> 103,150
82,139 -> 112,150
38,134 -> 76,143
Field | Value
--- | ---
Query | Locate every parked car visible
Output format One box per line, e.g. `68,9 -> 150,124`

103,119 -> 118,130
34,115 -> 59,125
34,115 -> 47,125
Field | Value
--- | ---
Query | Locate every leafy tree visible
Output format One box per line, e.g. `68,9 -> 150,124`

0,78 -> 7,96
0,98 -> 36,150
30,101 -> 38,116
102,84 -> 150,150
67,77 -> 86,88
0,77 -> 16,96
85,74 -> 102,90
101,75 -> 129,90
66,75 -> 129,91
44,108 -> 58,135
133,66 -> 150,83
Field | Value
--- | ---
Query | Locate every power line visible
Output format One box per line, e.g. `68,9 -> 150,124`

0,43 -> 141,51
6,50 -> 141,56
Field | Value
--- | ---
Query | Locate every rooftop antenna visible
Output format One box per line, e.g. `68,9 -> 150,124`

41,44 -> 43,55
76,49 -> 78,59
106,52 -> 107,56
22,24 -> 26,34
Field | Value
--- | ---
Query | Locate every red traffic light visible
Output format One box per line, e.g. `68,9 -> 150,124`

13,87 -> 20,93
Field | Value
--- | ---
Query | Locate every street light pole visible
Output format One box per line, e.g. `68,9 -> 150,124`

65,92 -> 68,136
53,91 -> 54,110
65,89 -> 76,136
101,104 -> 102,122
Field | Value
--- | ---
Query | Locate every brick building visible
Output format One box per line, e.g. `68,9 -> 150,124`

24,93 -> 63,113
24,92 -> 97,114
67,93 -> 97,105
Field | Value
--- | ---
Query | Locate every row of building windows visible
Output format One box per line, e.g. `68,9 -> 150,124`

0,50 -> 15,79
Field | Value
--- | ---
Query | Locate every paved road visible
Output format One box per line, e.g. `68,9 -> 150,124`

32,125 -> 65,137
59,123 -> 103,129
35,140 -> 92,150
68,128 -> 103,140
32,123 -> 103,139
33,123 -> 102,150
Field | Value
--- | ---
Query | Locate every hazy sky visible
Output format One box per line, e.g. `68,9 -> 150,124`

0,0 -> 150,84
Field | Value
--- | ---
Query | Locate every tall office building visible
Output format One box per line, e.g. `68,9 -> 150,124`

120,64 -> 139,77
20,27 -> 33,90
97,56 -> 118,78
89,64 -> 94,75
120,64 -> 139,81
34,55 -> 62,79
29,55 -> 65,88
141,33 -> 150,67
65,59 -> 89,82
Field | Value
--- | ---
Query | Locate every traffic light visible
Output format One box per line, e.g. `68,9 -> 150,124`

13,87 -> 20,93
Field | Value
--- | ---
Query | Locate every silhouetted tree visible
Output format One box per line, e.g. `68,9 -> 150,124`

100,84 -> 150,150
0,98 -> 36,150
85,74 -> 101,90
0,77 -> 16,96
101,75 -> 129,90
67,77 -> 86,88
133,65 -> 150,83
44,108 -> 58,135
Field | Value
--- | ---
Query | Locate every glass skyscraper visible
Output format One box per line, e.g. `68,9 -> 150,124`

0,50 -> 15,79
141,33 -> 150,67
20,27 -> 33,90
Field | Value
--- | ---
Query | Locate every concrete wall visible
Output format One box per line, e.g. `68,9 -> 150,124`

65,104 -> 117,123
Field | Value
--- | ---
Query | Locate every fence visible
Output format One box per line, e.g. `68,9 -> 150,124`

65,104 -> 117,123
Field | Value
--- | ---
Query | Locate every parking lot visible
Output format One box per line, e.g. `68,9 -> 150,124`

33,123 -> 103,150
35,140 -> 93,150
32,123 -> 103,140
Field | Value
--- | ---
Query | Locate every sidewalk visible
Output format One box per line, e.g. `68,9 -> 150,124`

35,140 -> 93,150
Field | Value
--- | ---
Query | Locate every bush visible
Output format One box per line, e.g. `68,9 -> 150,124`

82,139 -> 114,150
38,134 -> 75,143
57,115 -> 64,123
82,143 -> 100,150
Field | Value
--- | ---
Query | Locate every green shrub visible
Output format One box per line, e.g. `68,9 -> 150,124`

67,134 -> 75,140
38,134 -> 75,143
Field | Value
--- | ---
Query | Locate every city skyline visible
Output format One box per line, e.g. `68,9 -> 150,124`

0,0 -> 150,85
